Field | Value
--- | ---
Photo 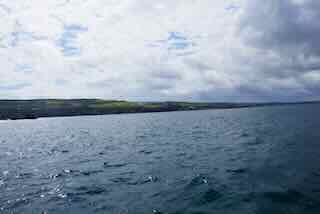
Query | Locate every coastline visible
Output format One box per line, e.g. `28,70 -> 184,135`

0,99 -> 319,121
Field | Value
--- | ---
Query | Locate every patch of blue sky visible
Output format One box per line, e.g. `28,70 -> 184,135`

0,82 -> 31,90
56,24 -> 88,57
151,31 -> 195,52
225,4 -> 240,12
14,64 -> 33,73
168,32 -> 188,41
0,31 -> 46,48
55,79 -> 68,86
168,41 -> 194,50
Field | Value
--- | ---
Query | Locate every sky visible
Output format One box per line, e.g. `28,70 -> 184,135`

0,0 -> 320,102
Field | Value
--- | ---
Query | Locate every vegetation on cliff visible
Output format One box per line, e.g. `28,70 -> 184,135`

0,99 -> 317,120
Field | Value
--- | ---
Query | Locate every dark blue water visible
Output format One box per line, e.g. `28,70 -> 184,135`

1,104 -> 320,214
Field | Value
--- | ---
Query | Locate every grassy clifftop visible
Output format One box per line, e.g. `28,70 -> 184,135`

0,99 -> 318,120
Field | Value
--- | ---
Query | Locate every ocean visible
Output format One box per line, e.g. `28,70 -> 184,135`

1,103 -> 320,214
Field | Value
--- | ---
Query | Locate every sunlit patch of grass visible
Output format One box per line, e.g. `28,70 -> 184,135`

89,101 -> 140,109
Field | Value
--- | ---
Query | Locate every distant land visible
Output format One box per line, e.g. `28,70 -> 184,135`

0,99 -> 319,120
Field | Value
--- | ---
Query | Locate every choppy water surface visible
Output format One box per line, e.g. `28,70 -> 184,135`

1,104 -> 320,214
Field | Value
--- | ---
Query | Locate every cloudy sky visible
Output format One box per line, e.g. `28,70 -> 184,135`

0,0 -> 319,102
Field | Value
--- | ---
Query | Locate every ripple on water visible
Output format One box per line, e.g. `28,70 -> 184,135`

103,162 -> 128,168
262,189 -> 309,204
70,185 -> 107,196
198,189 -> 223,205
226,168 -> 248,174
1,197 -> 30,211
15,172 -> 34,179
253,189 -> 320,210
110,177 -> 132,184
48,168 -> 104,180
128,175 -> 159,185
185,174 -> 209,189
245,137 -> 265,146
139,150 -> 153,155
80,170 -> 104,176
48,169 -> 77,180
312,171 -> 320,177
240,132 -> 250,138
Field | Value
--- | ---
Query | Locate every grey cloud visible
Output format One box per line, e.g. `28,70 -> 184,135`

0,3 -> 11,14
240,0 -> 320,57
87,80 -> 114,88
86,76 -> 125,88
236,0 -> 320,100
56,0 -> 71,7
184,59 -> 213,72
151,69 -> 182,80
145,80 -> 175,91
